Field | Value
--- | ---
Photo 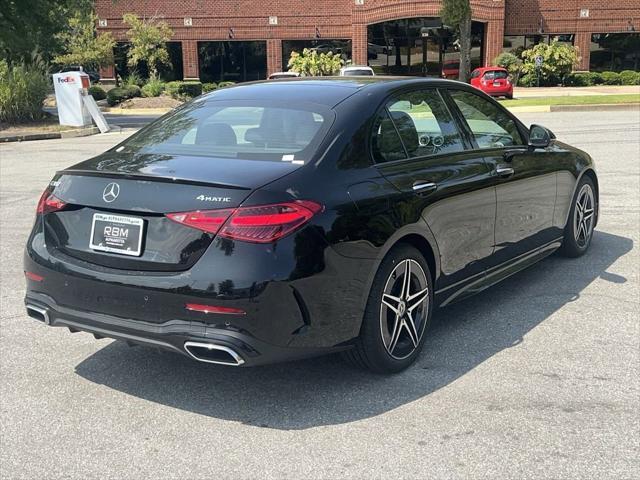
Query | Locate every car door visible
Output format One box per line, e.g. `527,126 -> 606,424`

445,88 -> 558,269
371,87 -> 496,293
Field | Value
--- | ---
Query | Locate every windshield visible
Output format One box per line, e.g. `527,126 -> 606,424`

343,69 -> 373,76
120,99 -> 332,163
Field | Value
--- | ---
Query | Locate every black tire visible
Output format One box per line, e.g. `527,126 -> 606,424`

560,176 -> 597,258
343,244 -> 434,374
506,93 -> 513,99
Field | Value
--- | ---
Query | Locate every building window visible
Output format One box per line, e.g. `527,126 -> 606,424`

367,18 -> 484,77
113,42 -> 183,81
198,41 -> 267,83
590,33 -> 640,72
503,34 -> 574,56
282,40 -> 351,70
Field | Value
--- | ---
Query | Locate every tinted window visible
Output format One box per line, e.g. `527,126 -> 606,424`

483,70 -> 508,80
449,90 -> 523,149
371,109 -> 407,163
343,69 -> 374,76
385,90 -> 465,158
122,100 -> 329,162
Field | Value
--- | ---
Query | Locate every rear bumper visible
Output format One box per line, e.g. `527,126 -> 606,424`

24,292 -> 345,366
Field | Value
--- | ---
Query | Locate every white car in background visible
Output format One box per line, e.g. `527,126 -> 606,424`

339,66 -> 375,76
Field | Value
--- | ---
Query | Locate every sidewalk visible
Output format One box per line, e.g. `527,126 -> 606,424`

514,85 -> 640,98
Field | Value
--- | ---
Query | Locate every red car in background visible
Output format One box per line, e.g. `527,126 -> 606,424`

470,67 -> 513,99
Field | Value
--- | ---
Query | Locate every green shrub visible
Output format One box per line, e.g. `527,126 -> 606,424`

88,85 -> 106,100
0,57 -> 50,123
141,78 -> 165,97
600,71 -> 621,85
179,81 -> 202,97
493,52 -> 522,79
202,82 -> 217,93
164,81 -> 180,98
106,85 -> 141,106
124,85 -> 141,98
563,72 -> 589,86
619,70 -> 640,85
588,71 -> 604,85
518,74 -> 537,87
217,81 -> 236,88
164,81 -> 202,99
106,87 -> 128,106
122,72 -> 144,87
521,41 -> 579,86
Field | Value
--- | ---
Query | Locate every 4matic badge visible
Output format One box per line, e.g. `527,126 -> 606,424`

196,195 -> 232,202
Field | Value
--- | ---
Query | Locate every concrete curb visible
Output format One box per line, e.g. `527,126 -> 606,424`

0,126 -> 100,143
506,105 -> 551,113
549,103 -> 640,112
101,107 -> 173,115
505,103 -> 640,114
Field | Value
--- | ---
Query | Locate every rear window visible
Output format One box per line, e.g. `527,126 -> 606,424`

483,70 -> 508,80
121,99 -> 332,163
342,69 -> 373,76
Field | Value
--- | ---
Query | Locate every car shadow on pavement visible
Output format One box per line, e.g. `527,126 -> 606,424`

75,230 -> 632,430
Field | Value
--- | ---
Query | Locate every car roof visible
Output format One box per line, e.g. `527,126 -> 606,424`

203,77 -> 474,108
475,66 -> 508,72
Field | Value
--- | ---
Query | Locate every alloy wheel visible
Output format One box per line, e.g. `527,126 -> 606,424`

574,183 -> 595,248
379,259 -> 429,360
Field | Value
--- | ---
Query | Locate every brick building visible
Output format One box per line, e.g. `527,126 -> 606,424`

95,0 -> 640,82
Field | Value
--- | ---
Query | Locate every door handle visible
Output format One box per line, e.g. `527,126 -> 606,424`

412,181 -> 437,193
495,166 -> 515,178
503,149 -> 526,162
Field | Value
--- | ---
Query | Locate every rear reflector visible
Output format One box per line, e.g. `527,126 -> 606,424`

25,271 -> 44,282
166,209 -> 234,235
167,200 -> 323,243
185,303 -> 246,315
36,189 -> 67,215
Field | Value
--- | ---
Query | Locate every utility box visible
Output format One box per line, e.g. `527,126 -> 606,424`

52,71 -> 92,127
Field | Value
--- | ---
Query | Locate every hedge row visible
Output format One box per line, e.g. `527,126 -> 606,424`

564,70 -> 640,86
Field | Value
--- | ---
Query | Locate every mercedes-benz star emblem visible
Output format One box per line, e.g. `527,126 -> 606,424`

102,182 -> 120,203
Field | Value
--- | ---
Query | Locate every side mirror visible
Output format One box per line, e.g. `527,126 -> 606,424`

528,124 -> 554,148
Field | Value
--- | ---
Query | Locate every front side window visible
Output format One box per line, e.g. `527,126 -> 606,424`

449,90 -> 524,149
371,89 -> 465,163
121,100 -> 330,162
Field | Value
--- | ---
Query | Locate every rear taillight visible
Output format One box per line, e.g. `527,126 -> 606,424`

36,189 -> 67,215
166,200 -> 323,243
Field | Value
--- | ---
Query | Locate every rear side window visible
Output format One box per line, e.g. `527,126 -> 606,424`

371,89 -> 465,163
122,100 -> 330,163
449,90 -> 523,149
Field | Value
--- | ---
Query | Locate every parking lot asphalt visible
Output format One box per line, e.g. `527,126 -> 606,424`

1,110 -> 638,479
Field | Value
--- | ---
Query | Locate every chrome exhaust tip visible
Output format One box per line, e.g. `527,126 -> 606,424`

184,341 -> 245,366
26,304 -> 50,325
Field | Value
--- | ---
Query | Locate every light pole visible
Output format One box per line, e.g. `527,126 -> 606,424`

420,27 -> 429,77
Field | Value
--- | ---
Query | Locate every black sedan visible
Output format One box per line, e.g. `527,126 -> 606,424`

24,78 -> 598,373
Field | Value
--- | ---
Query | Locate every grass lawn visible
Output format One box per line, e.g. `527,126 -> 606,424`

500,94 -> 640,107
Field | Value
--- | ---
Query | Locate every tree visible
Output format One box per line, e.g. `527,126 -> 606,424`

53,12 -> 115,71
0,0 -> 92,62
440,0 -> 472,82
287,48 -> 344,76
122,13 -> 173,79
520,41 -> 580,85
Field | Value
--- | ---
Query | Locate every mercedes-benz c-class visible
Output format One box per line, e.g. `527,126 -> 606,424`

24,78 -> 598,373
